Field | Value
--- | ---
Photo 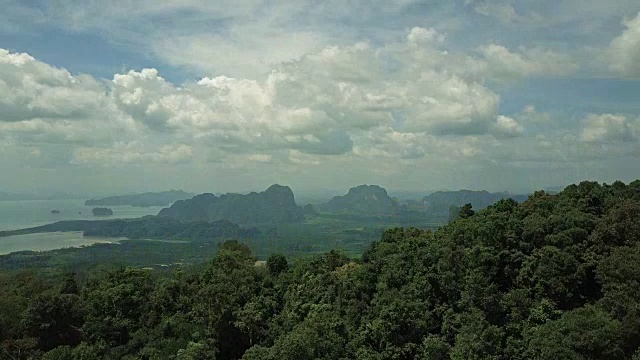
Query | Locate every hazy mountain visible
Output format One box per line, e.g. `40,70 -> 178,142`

157,184 -> 304,225
85,190 -> 194,207
322,185 -> 399,216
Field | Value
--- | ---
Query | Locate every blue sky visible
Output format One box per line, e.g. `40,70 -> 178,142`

1,0 -> 639,195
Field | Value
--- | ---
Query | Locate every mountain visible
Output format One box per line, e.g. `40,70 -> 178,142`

322,185 -> 399,216
423,190 -> 529,216
85,190 -> 194,207
157,184 -> 304,225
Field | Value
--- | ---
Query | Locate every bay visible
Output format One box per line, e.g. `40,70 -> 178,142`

0,199 -> 167,254
0,199 -> 166,231
0,232 -> 123,255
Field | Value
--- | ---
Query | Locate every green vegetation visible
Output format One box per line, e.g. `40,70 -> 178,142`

1,180 -> 640,359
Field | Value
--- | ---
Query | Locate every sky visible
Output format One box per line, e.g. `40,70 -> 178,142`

1,0 -> 640,196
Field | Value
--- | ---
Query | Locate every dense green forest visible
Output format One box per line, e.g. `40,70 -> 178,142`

2,180 -> 640,359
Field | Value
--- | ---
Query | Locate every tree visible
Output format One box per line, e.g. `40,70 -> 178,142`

267,254 -> 288,275
418,335 -> 450,360
81,267 -> 153,347
450,309 -> 502,360
524,306 -> 624,360
21,293 -> 83,351
60,272 -> 79,295
176,341 -> 216,360
42,346 -> 73,360
459,203 -> 475,219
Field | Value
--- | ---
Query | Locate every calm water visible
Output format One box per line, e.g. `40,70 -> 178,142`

0,232 -> 124,255
0,199 -> 166,254
0,199 -> 166,231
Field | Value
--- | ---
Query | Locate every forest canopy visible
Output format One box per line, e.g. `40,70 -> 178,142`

1,180 -> 640,359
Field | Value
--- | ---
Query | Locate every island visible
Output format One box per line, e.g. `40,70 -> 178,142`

85,190 -> 194,207
50,209 -> 60,214
92,207 -> 113,216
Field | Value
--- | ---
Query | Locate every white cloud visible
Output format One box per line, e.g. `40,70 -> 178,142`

468,44 -> 578,81
0,22 -> 574,170
4,1 -> 640,193
581,114 -> 639,143
491,115 -> 524,139
152,31 -> 324,78
407,27 -> 445,46
0,20 -> 609,176
0,49 -> 113,122
0,48 -> 141,150
609,12 -> 640,77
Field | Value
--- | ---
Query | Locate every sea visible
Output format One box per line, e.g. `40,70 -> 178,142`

0,199 -> 166,255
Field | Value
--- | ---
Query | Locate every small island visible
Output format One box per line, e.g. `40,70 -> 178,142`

50,209 -> 60,214
92,207 -> 114,217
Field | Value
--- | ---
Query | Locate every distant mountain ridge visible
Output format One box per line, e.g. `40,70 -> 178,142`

157,184 -> 304,225
85,190 -> 194,207
322,185 -> 399,216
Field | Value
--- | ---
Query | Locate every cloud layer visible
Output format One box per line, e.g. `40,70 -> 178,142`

1,1 -> 639,193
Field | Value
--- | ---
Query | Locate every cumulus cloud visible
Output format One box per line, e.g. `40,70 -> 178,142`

0,24 -> 591,173
152,31 -> 324,78
0,49 -> 140,149
111,68 -> 178,131
102,33 -> 540,158
407,27 -> 445,46
0,49 -> 112,122
491,115 -> 524,139
467,44 -> 578,81
581,114 -> 639,143
609,12 -> 640,77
